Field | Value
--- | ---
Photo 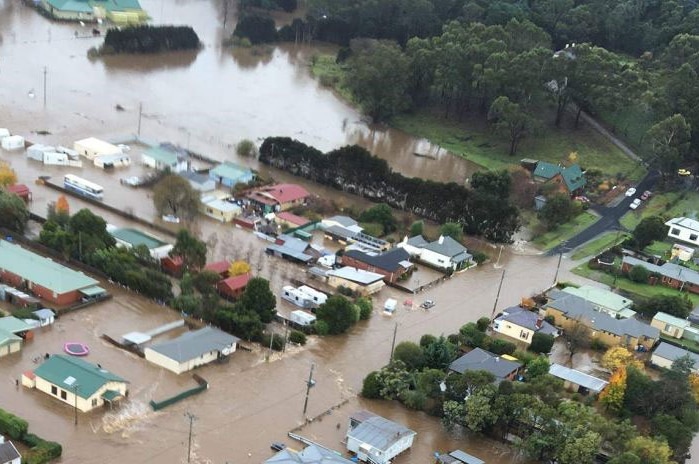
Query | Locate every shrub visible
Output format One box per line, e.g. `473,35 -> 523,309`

289,330 -> 307,345
399,389 -> 427,410
260,333 -> 285,351
236,139 -> 258,158
420,334 -> 437,348
361,371 -> 382,398
489,339 -> 517,355
476,317 -> 491,332
313,320 -> 329,335
529,333 -> 555,354
356,297 -> 373,320
393,341 -> 425,370
629,265 -> 650,283
590,338 -> 608,351
0,409 -> 28,440
472,251 -> 488,265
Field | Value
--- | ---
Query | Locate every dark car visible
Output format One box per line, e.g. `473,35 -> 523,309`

271,443 -> 286,452
420,299 -> 435,309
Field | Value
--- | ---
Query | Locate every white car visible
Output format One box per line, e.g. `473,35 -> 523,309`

629,199 -> 642,210
625,187 -> 637,197
162,214 -> 181,223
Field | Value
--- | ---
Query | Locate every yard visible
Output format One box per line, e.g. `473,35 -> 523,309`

660,334 -> 699,355
530,211 -> 599,251
619,191 -> 699,230
570,231 -> 630,260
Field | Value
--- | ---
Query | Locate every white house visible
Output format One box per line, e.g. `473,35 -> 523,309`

141,144 -> 189,173
346,410 -> 416,464
666,217 -> 699,247
0,436 -> 21,464
73,137 -> 122,160
144,327 -> 240,374
492,306 -> 559,345
398,235 -> 473,271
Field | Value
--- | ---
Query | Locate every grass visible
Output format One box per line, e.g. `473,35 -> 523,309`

660,334 -> 699,355
570,231 -> 630,260
619,191 -> 699,230
572,263 -> 699,306
531,211 -> 599,251
597,105 -> 656,157
309,52 -> 643,181
644,241 -> 673,258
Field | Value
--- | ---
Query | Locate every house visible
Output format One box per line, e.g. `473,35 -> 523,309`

651,342 -> 699,373
144,327 -> 240,374
545,292 -> 659,350
326,267 -> 385,296
492,306 -> 559,344
398,235 -> 473,271
0,317 -> 33,339
141,144 -> 189,173
107,226 -> 173,260
200,194 -> 242,223
39,0 -> 147,23
651,312 -> 691,339
32,309 -> 56,327
94,153 -> 131,169
666,217 -> 699,247
321,216 -> 363,234
560,285 -> 636,319
449,348 -> 522,381
23,355 -> 129,412
217,274 -> 250,300
73,137 -> 122,160
340,248 -> 412,284
180,171 -> 216,193
0,329 -> 21,358
548,363 -> 608,395
266,235 -> 319,264
204,261 -> 230,278
532,162 -> 586,194
265,444 -> 354,464
436,450 -> 485,464
247,184 -> 310,212
0,436 -> 21,464
321,217 -> 389,252
208,162 -> 254,188
6,184 -> 32,202
345,410 -> 416,464
276,212 -> 312,229
621,255 -> 699,295
671,244 -> 695,262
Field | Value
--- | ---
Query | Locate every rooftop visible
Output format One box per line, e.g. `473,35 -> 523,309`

666,217 -> 699,233
343,248 -> 411,273
347,411 -> 416,452
653,341 -> 699,367
266,444 -> 354,464
323,215 -> 358,228
143,143 -> 188,165
209,162 -> 253,182
0,440 -> 20,463
0,328 -> 21,348
533,162 -> 586,191
204,261 -> 230,275
249,184 -> 309,205
0,240 -> 99,294
423,235 -> 471,260
449,348 -> 522,379
219,273 -> 251,292
561,285 -> 633,313
33,355 -> 128,399
327,267 -> 384,285
109,227 -> 168,250
622,256 -> 699,286
147,327 -> 240,363
276,211 -> 311,227
653,311 -> 691,329
496,306 -> 558,335
437,450 -> 485,464
548,363 -> 608,393
0,316 -> 33,334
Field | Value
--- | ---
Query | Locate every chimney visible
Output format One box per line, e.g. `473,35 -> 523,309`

535,316 -> 544,330
438,235 -> 444,245
495,356 -> 500,362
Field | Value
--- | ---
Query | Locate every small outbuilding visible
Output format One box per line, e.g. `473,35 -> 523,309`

200,195 -> 242,223
209,162 -> 254,188
141,144 -> 189,173
108,226 -> 173,260
548,363 -> 608,395
651,342 -> 699,373
436,450 -> 485,464
180,171 -> 216,193
651,312 -> 691,339
0,329 -> 22,358
217,274 -> 250,300
73,137 -> 122,160
346,410 -> 416,464
1,136 -> 25,151
32,308 -> 56,327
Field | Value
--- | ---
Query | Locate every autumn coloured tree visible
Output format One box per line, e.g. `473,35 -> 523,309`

601,346 -> 643,372
600,366 -> 627,413
0,162 -> 17,187
55,195 -> 70,215
228,260 -> 251,276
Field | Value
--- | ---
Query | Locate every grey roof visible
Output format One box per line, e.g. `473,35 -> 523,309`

406,235 -> 428,247
549,363 -> 608,393
437,450 -> 485,464
32,308 -> 55,320
0,441 -> 20,462
653,342 -> 699,367
449,348 -> 522,379
547,294 -> 659,340
666,217 -> 699,233
327,267 -> 384,285
266,445 -> 354,464
423,236 -> 469,259
343,248 -> 411,273
325,225 -> 356,240
497,306 -> 558,335
623,255 -> 699,286
147,327 -> 239,363
266,242 -> 313,263
326,215 -> 358,228
347,412 -> 416,452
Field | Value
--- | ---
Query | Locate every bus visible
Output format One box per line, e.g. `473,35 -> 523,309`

64,174 -> 104,200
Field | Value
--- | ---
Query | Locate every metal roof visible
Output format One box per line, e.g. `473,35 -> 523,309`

666,217 -> 699,233
209,162 -> 253,183
0,316 -> 32,334
266,445 -> 354,464
0,328 -> 21,347
622,256 -> 699,286
496,307 -> 558,335
0,240 -> 99,294
142,145 -> 186,165
327,267 -> 384,285
653,342 -> 699,367
423,236 -> 470,259
549,363 -> 608,393
110,228 -> 168,249
437,450 -> 485,464
33,355 -> 128,399
449,348 -> 522,379
32,308 -> 55,320
0,441 -> 20,462
122,332 -> 152,345
343,248 -> 411,273
323,216 -> 358,228
146,327 -> 240,363
561,285 -> 633,313
346,412 -> 416,452
653,312 -> 690,329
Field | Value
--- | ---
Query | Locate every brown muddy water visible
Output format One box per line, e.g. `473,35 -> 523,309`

2,1 -> 696,462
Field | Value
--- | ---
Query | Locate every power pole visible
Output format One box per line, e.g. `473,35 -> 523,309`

185,412 -> 197,463
389,322 -> 398,362
302,363 -> 315,417
490,269 -> 506,321
43,66 -> 47,108
73,384 -> 79,426
137,102 -> 143,137
553,252 -> 563,286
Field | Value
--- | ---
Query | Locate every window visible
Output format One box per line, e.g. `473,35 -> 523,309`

665,323 -> 672,332
520,330 -> 529,340
92,398 -> 98,407
51,385 -> 57,395
690,234 -> 698,241
671,228 -> 680,236
60,390 -> 67,400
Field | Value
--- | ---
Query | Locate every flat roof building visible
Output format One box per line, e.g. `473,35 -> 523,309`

145,327 -> 240,374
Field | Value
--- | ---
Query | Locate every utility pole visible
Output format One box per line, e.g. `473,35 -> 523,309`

302,363 -> 315,417
43,66 -> 47,108
185,412 -> 197,463
553,252 -> 563,286
73,384 -> 79,426
137,102 -> 143,137
389,322 -> 398,362
490,269 -> 506,321
283,320 -> 289,354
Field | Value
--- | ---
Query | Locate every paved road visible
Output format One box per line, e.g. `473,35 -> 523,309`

548,170 -> 660,255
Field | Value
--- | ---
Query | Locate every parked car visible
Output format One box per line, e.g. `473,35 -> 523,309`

641,190 -> 652,201
120,176 -> 140,187
420,299 -> 436,309
162,215 -> 181,223
678,168 -> 692,177
271,443 -> 286,452
625,187 -> 637,197
629,198 -> 642,210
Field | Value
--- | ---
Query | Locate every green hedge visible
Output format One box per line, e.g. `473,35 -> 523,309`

0,409 -> 28,440
0,409 -> 62,464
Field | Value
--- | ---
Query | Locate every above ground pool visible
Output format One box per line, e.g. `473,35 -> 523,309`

64,342 -> 89,356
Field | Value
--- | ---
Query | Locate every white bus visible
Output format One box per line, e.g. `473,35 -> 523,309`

64,174 -> 104,200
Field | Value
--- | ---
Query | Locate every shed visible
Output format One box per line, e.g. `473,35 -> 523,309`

346,410 -> 416,464
180,171 -> 216,192
94,153 -> 131,169
651,312 -> 691,339
6,184 -> 32,202
437,450 -> 485,464
217,274 -> 250,300
1,136 -> 24,151
209,162 -> 254,187
73,137 -> 122,160
548,363 -> 608,394
32,308 -> 56,327
204,261 -> 230,277
0,329 -> 22,358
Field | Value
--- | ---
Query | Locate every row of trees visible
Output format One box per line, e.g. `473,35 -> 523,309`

99,26 -> 201,54
259,137 -> 520,242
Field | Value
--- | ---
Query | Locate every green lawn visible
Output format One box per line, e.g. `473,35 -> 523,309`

644,241 -> 673,258
619,191 -> 699,230
572,263 -> 699,305
531,212 -> 599,251
570,231 -> 630,260
310,54 -> 355,103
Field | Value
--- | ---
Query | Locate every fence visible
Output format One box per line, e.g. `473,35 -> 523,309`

149,374 -> 208,411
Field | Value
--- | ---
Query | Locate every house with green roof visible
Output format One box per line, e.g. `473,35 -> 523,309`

561,285 -> 636,319
209,162 -> 255,188
533,161 -> 586,194
39,0 -> 147,24
141,144 -> 189,173
107,225 -> 173,259
0,240 -> 104,306
651,312 -> 691,339
23,355 -> 129,412
0,329 -> 22,358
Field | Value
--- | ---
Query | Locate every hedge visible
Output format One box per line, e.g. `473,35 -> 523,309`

0,409 -> 62,464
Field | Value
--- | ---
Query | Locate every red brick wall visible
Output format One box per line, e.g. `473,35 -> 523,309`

0,270 -> 23,287
31,284 -> 81,305
340,255 -> 397,283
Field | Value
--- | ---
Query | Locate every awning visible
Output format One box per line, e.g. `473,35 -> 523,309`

80,286 -> 106,297
102,390 -> 123,402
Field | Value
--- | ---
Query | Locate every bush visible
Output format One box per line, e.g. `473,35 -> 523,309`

233,13 -> 278,44
0,409 -> 28,440
399,389 -> 427,410
529,332 -> 555,354
361,371 -> 382,399
590,338 -> 608,351
289,330 -> 307,345
489,338 -> 517,355
420,334 -> 437,348
393,341 -> 425,370
472,251 -> 488,265
476,317 -> 490,332
356,297 -> 373,320
236,139 -> 258,158
313,320 -> 329,335
103,25 -> 200,54
629,264 -> 650,283
260,333 -> 285,351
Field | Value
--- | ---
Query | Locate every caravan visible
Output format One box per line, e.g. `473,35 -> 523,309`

280,285 -> 328,309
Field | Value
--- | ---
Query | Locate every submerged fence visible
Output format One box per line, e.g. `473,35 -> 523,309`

149,374 -> 208,411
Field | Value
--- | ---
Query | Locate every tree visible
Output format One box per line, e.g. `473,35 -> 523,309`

636,295 -> 693,319
361,371 -> 381,399
0,190 -> 29,234
233,13 -> 278,44
422,336 -> 457,369
600,366 -> 627,413
55,195 -> 70,215
374,360 -> 411,399
608,452 -> 641,464
471,170 -> 512,200
646,114 -> 692,180
463,386 -> 498,432
628,265 -> 650,284
488,96 -> 538,156
416,368 -> 445,398
651,414 -> 694,461
476,317 -> 491,332
238,277 -> 276,323
529,332 -> 554,354
633,216 -> 669,250
152,174 -> 199,222
565,320 -> 590,359
345,39 -> 411,121
171,229 -> 207,272
316,295 -> 359,334
509,168 -> 538,209
0,162 -> 17,187
68,209 -> 116,257
358,203 -> 397,235
356,297 -> 372,320
489,339 -> 516,355
558,430 -> 601,464
409,220 -> 424,237
228,260 -> 250,276
625,436 -> 674,464
439,222 -> 463,241
538,193 -> 577,229
392,341 -> 425,370
601,347 -> 643,371
236,139 -> 258,158
526,356 -> 550,380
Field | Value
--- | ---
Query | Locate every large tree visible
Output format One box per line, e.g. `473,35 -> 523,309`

152,174 -> 200,222
238,277 -> 276,323
632,216 -> 669,250
488,96 -> 539,156
538,193 -> 577,229
0,189 -> 29,234
171,229 -> 207,272
316,295 -> 359,334
646,114 -> 692,181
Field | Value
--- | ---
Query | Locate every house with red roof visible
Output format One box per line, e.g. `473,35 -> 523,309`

247,184 -> 310,212
217,273 -> 251,300
275,211 -> 311,229
204,260 -> 230,278
6,184 -> 32,202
